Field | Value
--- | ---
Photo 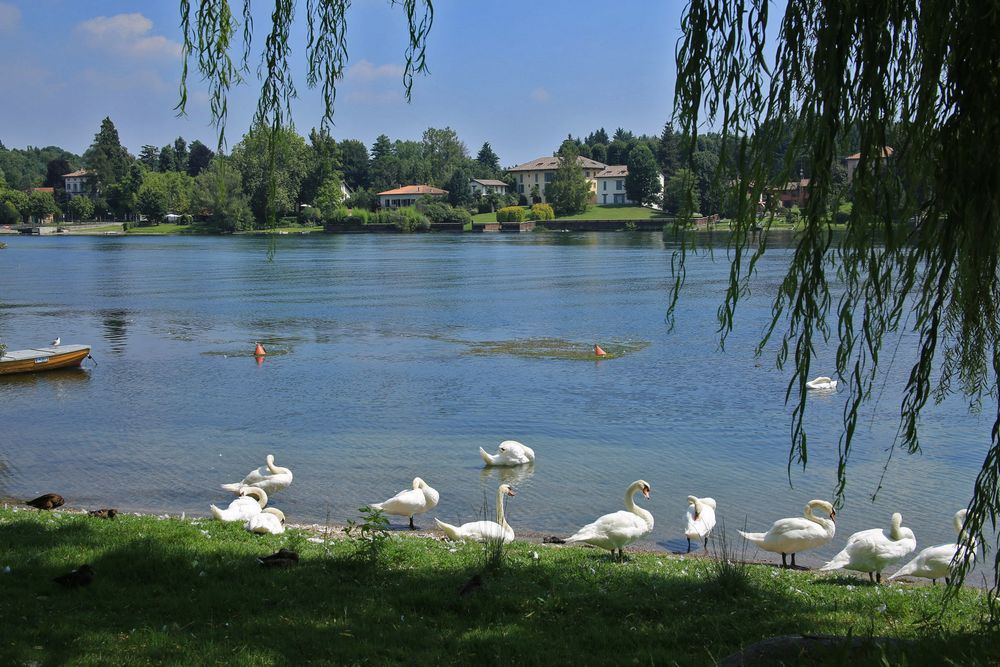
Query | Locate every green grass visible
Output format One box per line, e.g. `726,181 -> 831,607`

473,206 -> 664,223
125,223 -> 214,235
0,507 -> 996,665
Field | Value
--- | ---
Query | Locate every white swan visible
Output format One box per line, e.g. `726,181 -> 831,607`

479,440 -> 535,466
819,512 -> 916,583
210,486 -> 267,522
806,376 -> 837,391
739,499 -> 837,568
245,507 -> 286,535
889,509 -> 975,584
371,477 -> 440,530
684,495 -> 717,553
221,454 -> 293,495
435,484 -> 516,543
566,480 -> 654,561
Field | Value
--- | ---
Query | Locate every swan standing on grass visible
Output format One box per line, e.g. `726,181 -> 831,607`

684,496 -> 717,553
819,512 -> 916,583
739,499 -> 837,568
479,440 -> 535,466
806,376 -> 837,391
889,509 -> 975,585
371,477 -> 440,530
245,508 -> 286,535
210,487 -> 267,522
566,480 -> 654,562
435,484 -> 516,543
221,454 -> 293,495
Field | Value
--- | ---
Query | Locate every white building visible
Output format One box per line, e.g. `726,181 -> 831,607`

594,166 -> 664,205
507,155 -> 607,203
377,184 -> 448,209
469,178 -> 508,197
62,170 -> 96,197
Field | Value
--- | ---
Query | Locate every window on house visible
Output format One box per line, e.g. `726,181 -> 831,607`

616,180 -> 624,190
544,172 -> 553,183
519,174 -> 523,183
534,173 -> 538,183
603,181 -> 607,191
518,184 -> 524,194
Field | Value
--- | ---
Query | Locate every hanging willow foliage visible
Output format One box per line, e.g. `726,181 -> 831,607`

674,0 -> 1000,593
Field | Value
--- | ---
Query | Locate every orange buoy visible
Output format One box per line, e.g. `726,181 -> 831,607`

594,344 -> 607,357
254,342 -> 267,357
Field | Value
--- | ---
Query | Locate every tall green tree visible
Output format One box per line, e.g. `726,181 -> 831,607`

44,159 -> 72,188
230,125 -> 310,224
662,168 -> 699,216
657,122 -> 679,175
475,142 -> 501,176
312,175 -> 344,220
138,145 -> 160,171
421,127 -> 467,186
67,196 -> 95,222
300,128 -> 341,205
186,140 -> 214,177
82,117 -> 130,187
625,144 -> 662,206
106,162 -> 144,220
26,190 -> 59,222
173,137 -> 188,174
545,144 -> 590,215
338,139 -> 370,191
446,166 -> 471,207
369,134 -> 399,192
158,145 -> 177,173
193,158 -> 253,232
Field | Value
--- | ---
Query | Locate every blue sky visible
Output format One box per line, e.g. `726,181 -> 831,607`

0,1 -> 683,165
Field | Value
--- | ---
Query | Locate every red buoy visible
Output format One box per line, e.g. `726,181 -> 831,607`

594,344 -> 607,357
254,342 -> 267,357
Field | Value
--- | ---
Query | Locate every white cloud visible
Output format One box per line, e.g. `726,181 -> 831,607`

75,13 -> 182,60
0,3 -> 20,33
530,87 -> 550,103
345,60 -> 405,82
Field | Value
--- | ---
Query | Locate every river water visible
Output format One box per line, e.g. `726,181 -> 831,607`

0,233 -> 990,569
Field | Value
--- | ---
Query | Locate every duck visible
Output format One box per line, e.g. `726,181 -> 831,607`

51,337 -> 60,347
889,509 -> 975,585
806,376 -> 837,391
245,507 -> 286,535
739,499 -> 837,568
25,494 -> 65,510
819,512 -> 916,583
435,484 -> 516,543
684,495 -> 717,553
210,486 -> 267,522
371,477 -> 440,530
221,454 -> 293,495
566,480 -> 654,561
479,440 -> 535,466
258,548 -> 299,568
53,564 -> 94,588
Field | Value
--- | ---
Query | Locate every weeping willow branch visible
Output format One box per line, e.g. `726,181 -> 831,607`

675,0 -> 1000,594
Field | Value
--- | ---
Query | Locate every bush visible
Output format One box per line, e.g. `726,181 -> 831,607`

373,207 -> 429,232
530,203 -> 554,220
497,206 -> 525,222
327,208 -> 370,225
300,206 -> 322,225
416,200 -> 470,225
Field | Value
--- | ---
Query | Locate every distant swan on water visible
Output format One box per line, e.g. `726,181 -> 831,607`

479,440 -> 535,466
806,376 -> 837,391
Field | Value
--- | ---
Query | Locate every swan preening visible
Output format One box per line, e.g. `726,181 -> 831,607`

820,512 -> 916,583
684,496 -> 717,553
245,507 -> 286,535
435,484 -> 516,543
739,499 -> 836,568
371,477 -> 440,529
221,454 -> 293,495
806,376 -> 837,391
566,480 -> 654,561
211,486 -> 267,522
889,509 -> 976,584
479,440 -> 535,466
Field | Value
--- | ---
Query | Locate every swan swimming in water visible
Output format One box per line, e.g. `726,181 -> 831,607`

479,440 -> 535,466
371,477 -> 440,529
221,454 -> 293,495
889,509 -> 975,585
245,507 -> 286,535
739,499 -> 836,568
806,376 -> 837,391
211,487 -> 267,522
684,496 -> 717,553
566,480 -> 654,561
819,512 -> 916,583
435,484 -> 516,543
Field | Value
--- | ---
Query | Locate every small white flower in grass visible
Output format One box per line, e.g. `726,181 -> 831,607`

448,548 -> 457,553
531,551 -> 539,561
876,603 -> 887,613
846,585 -> 854,591
200,530 -> 210,536
199,571 -> 207,577
3,566 -> 10,574
307,537 -> 325,544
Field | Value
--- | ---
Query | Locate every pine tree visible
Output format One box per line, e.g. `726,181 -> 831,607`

475,142 -> 500,176
546,144 -> 590,215
656,122 -> 679,176
82,117 -> 130,187
625,144 -> 662,206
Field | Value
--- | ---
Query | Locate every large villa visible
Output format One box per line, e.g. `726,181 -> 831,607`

507,156 -> 657,205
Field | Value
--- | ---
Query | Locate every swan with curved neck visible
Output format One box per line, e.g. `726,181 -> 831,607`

889,509 -> 976,584
820,512 -> 916,583
739,499 -> 836,568
566,480 -> 653,562
806,376 -> 838,391
479,440 -> 535,467
221,454 -> 293,495
211,486 -> 268,522
372,477 -> 440,530
435,484 -> 516,543
245,507 -> 286,535
684,495 -> 717,553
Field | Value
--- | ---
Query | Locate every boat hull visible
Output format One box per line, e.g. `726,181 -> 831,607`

0,346 -> 90,375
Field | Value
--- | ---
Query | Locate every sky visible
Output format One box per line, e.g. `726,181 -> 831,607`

0,1 -> 684,166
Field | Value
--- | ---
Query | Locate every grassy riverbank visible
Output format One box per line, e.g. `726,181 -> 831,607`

0,507 -> 996,665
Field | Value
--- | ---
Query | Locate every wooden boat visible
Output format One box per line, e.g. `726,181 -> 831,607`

0,344 -> 91,375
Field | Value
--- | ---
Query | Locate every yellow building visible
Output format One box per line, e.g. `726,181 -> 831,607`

507,156 -> 608,204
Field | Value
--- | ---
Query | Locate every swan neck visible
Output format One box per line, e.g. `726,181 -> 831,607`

495,486 -> 508,528
890,514 -> 903,540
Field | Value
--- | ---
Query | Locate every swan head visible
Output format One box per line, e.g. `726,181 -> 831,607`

261,507 -> 285,524
687,495 -> 701,518
266,454 -> 275,465
635,480 -> 651,499
807,499 -> 835,521
891,512 -> 902,529
413,477 -> 427,490
954,508 -> 970,535
499,484 -> 516,497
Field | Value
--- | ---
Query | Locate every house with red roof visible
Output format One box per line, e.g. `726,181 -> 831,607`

377,184 -> 448,209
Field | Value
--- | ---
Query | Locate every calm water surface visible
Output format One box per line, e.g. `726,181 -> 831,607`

0,233 -> 991,569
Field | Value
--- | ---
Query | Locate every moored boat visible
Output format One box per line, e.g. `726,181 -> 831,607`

0,344 -> 91,375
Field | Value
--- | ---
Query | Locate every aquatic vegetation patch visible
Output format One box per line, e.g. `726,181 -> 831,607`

465,337 -> 649,360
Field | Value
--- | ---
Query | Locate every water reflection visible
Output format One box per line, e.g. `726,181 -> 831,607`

0,367 -> 91,389
99,309 -> 131,353
479,464 -> 536,488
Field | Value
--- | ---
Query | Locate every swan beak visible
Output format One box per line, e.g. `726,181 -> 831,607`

506,487 -> 516,497
831,510 -> 837,521
642,486 -> 650,499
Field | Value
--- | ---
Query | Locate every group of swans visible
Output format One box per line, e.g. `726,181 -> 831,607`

212,454 -> 293,535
